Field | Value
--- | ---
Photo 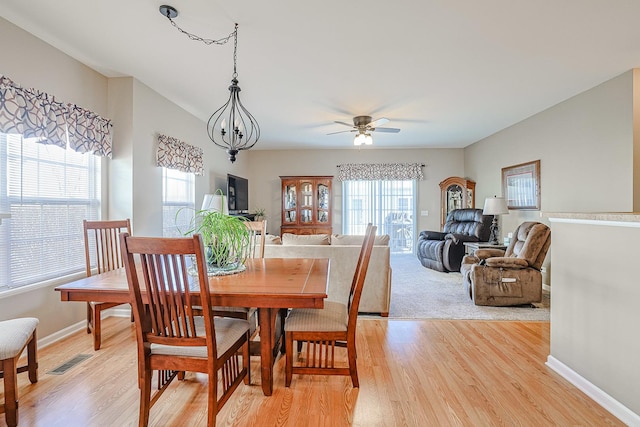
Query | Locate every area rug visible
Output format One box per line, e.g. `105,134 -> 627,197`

388,254 -> 549,320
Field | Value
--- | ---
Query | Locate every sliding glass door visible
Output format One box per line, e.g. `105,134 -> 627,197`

342,180 -> 416,253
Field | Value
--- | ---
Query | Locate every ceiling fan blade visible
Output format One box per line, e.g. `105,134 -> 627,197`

368,117 -> 389,128
372,127 -> 401,133
327,129 -> 356,135
334,121 -> 355,128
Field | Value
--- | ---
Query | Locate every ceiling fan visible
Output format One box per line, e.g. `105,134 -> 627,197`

327,115 -> 401,145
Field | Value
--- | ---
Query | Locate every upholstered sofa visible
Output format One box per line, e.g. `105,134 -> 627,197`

263,233 -> 392,316
416,208 -> 493,273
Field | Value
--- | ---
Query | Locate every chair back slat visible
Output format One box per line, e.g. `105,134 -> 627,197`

245,220 -> 267,259
121,233 -> 214,353
83,219 -> 131,276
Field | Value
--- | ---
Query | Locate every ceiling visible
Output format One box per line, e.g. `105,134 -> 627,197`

3,1 -> 640,150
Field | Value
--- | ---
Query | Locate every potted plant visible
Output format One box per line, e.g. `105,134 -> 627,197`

252,207 -> 266,222
180,208 -> 251,274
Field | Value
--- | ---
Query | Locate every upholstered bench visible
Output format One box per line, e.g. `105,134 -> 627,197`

0,317 -> 39,427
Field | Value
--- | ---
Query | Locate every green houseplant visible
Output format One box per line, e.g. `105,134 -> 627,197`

252,207 -> 266,222
180,208 -> 251,274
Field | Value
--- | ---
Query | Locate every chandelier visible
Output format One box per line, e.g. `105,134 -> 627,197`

159,5 -> 260,163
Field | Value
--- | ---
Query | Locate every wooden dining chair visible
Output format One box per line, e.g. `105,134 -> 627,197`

0,318 -> 39,427
284,224 -> 377,387
212,220 -> 267,339
83,219 -> 132,350
120,233 -> 250,427
246,219 -> 266,258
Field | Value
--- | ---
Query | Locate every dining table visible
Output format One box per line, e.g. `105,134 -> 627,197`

55,257 -> 330,396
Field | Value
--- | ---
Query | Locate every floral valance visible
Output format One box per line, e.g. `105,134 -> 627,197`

0,75 -> 113,157
156,134 -> 204,175
337,163 -> 425,181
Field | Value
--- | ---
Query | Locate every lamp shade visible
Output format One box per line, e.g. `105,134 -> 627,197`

483,196 -> 509,215
201,193 -> 229,214
354,133 -> 373,146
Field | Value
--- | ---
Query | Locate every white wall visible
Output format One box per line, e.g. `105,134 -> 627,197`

548,216 -> 640,423
0,17 -> 109,336
246,148 -> 465,235
0,17 -> 250,336
464,70 -> 634,236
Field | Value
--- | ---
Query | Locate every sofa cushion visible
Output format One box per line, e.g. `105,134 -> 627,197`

282,233 -> 330,245
331,234 -> 390,246
264,234 -> 282,245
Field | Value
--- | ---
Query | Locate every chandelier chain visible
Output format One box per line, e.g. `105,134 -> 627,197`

166,16 -> 236,46
233,23 -> 238,78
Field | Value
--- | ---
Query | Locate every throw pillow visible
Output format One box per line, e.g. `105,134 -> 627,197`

331,234 -> 390,246
264,234 -> 282,245
282,233 -> 330,245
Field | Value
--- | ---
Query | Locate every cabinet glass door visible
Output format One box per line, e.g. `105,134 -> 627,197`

317,183 -> 329,223
284,182 -> 297,223
300,181 -> 313,223
446,184 -> 463,215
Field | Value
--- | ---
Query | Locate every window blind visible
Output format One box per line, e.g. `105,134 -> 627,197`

162,167 -> 195,237
0,133 -> 101,291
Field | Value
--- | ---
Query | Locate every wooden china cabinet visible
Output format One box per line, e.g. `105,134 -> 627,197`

280,176 -> 333,235
439,176 -> 476,229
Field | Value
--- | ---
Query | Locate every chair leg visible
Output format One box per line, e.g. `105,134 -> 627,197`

347,340 -> 359,388
93,304 -> 102,351
27,331 -> 38,384
278,308 -> 287,355
138,365 -> 152,427
207,370 -> 217,427
86,302 -> 93,334
285,333 -> 294,387
3,357 -> 18,427
243,331 -> 251,385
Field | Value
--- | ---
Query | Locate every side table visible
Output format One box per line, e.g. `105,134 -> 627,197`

463,242 -> 507,256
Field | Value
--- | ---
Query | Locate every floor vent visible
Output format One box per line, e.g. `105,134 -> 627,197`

48,354 -> 92,375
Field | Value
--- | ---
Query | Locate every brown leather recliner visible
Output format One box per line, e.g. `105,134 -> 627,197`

460,221 -> 551,306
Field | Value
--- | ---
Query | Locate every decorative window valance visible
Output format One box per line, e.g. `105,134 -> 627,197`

0,75 -> 113,157
337,163 -> 425,181
156,134 -> 204,175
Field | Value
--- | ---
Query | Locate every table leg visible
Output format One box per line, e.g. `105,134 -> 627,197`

258,307 -> 278,396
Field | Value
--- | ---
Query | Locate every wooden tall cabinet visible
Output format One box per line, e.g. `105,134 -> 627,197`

439,177 -> 476,229
280,176 -> 333,235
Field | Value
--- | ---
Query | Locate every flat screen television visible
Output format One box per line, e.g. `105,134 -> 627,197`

227,174 -> 249,213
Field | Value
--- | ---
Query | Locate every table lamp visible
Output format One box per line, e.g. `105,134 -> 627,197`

483,196 -> 509,244
201,193 -> 228,214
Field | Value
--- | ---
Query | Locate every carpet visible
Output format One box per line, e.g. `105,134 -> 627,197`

388,254 -> 549,320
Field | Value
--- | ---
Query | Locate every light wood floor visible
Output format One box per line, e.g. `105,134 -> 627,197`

1,317 -> 623,427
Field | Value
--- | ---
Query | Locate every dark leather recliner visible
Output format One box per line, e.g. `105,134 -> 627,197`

416,208 -> 493,272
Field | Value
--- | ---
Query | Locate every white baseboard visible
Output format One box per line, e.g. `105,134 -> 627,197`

546,355 -> 640,426
37,308 -> 132,350
38,320 -> 85,349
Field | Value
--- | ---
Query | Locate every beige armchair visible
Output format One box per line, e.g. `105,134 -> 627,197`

460,221 -> 551,306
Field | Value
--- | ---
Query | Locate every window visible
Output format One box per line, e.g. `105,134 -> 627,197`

342,180 -> 416,253
0,132 -> 101,292
162,167 -> 195,237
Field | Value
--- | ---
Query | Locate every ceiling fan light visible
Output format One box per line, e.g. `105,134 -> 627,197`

354,133 -> 373,146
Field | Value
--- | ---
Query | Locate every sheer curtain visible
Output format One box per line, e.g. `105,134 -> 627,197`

338,163 -> 423,254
